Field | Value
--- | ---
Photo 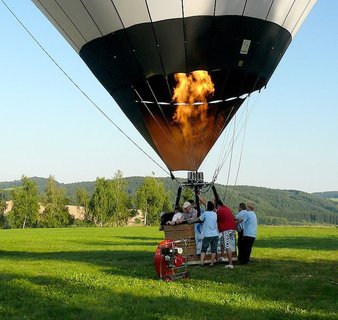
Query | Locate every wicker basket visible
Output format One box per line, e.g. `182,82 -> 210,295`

162,223 -> 237,264
163,224 -> 195,240
163,224 -> 198,261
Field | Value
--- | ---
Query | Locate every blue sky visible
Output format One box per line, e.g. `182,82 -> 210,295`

1,1 -> 337,193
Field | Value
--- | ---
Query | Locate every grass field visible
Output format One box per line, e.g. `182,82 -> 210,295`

0,226 -> 337,320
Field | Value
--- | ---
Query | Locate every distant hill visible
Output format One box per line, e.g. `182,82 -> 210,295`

1,177 -> 337,225
0,177 -> 96,204
313,191 -> 338,200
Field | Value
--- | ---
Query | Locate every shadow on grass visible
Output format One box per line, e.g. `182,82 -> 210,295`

0,248 -> 337,318
0,249 -> 156,279
66,239 -> 161,247
1,232 -> 337,319
0,270 -> 333,320
255,236 -> 338,251
111,235 -> 162,241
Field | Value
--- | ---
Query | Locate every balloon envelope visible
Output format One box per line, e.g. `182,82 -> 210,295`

32,0 -> 316,171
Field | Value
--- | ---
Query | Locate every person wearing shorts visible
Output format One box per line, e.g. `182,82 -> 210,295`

216,199 -> 236,269
199,201 -> 219,267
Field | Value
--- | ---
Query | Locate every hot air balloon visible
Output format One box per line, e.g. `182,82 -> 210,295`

32,0 -> 316,206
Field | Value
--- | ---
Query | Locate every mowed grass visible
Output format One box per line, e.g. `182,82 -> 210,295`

0,226 -> 337,320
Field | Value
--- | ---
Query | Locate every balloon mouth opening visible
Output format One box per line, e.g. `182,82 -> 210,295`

132,68 -> 256,108
133,69 -> 253,145
135,97 -> 248,105
225,93 -> 249,101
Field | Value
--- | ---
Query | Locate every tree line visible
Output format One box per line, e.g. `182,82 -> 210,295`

1,175 -> 338,229
0,172 -> 173,229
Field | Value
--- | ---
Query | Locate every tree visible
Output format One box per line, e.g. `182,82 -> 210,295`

110,170 -> 130,226
39,175 -> 73,228
136,176 -> 172,226
181,187 -> 195,203
89,177 -> 111,226
76,187 -> 90,221
7,176 -> 39,228
89,171 -> 130,227
0,193 -> 7,228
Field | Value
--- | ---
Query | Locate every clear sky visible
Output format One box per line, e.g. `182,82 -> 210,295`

1,1 -> 337,193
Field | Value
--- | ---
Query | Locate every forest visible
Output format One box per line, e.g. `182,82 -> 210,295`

1,175 -> 337,228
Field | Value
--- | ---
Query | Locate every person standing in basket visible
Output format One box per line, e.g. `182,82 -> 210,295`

235,202 -> 257,264
182,201 -> 198,221
215,199 -> 236,269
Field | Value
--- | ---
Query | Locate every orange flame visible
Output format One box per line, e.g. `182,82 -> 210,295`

172,70 -> 214,140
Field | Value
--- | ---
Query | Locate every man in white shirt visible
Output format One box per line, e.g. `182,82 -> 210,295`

235,202 -> 257,264
166,206 -> 184,225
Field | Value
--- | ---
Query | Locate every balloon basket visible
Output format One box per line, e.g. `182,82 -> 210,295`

162,224 -> 237,265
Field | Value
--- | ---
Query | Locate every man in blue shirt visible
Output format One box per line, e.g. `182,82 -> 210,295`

235,202 -> 257,264
199,201 -> 219,267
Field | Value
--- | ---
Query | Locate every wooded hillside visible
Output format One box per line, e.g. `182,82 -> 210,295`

1,176 -> 337,225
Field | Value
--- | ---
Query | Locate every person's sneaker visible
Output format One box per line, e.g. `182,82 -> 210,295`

218,257 -> 227,262
225,264 -> 234,269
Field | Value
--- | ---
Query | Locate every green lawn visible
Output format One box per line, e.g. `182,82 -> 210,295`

0,226 -> 337,320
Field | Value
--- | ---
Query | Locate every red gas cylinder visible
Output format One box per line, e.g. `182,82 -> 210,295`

154,239 -> 185,280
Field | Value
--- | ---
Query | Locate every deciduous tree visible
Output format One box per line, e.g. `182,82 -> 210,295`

7,176 -> 39,228
110,170 -> 130,226
0,193 -> 7,228
181,187 -> 194,203
76,187 -> 90,221
89,171 -> 130,226
136,176 -> 171,226
89,177 -> 111,226
39,175 -> 73,227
